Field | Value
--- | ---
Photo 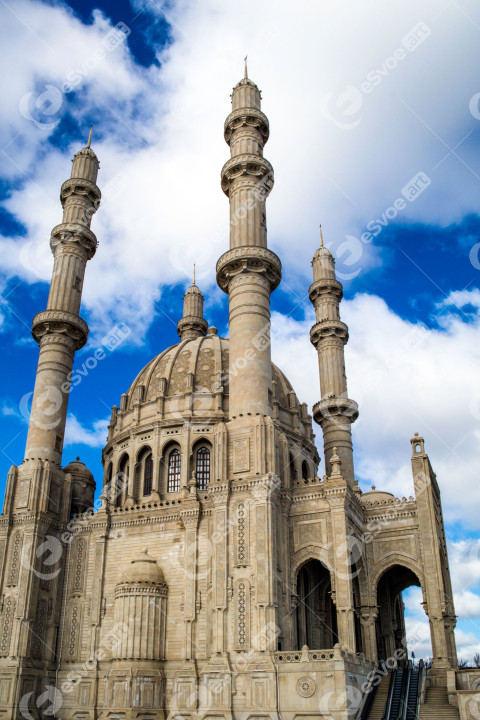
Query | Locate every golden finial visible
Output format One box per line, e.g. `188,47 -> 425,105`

244,55 -> 248,80
319,224 -> 324,248
193,263 -> 196,286
87,123 -> 93,148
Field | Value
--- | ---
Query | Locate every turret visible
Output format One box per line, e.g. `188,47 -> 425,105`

24,128 -> 101,466
177,269 -> 208,341
217,62 -> 281,417
309,227 -> 358,483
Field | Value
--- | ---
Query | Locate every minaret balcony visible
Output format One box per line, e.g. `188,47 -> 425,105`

60,177 -> 101,206
216,246 -> 282,292
310,320 -> 349,346
50,223 -> 98,259
224,108 -> 269,144
31,309 -> 89,350
308,278 -> 343,304
221,154 -> 273,195
312,397 -> 359,425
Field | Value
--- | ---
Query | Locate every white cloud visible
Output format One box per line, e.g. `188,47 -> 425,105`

64,414 -> 109,448
1,0 -> 480,337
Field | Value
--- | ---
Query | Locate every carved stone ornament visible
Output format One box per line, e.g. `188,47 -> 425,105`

216,246 -> 282,293
296,675 -> 316,698
50,222 -> 98,260
31,309 -> 89,350
224,107 -> 270,144
310,320 -> 349,346
221,154 -> 273,195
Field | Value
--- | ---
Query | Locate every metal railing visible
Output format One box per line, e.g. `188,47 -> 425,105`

381,667 -> 398,720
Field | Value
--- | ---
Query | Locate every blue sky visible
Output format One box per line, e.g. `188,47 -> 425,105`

1,0 -> 480,661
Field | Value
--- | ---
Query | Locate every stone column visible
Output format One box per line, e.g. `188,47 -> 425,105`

360,607 -> 379,662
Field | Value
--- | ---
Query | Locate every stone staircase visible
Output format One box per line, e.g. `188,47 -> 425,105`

367,673 -> 390,719
419,686 -> 460,719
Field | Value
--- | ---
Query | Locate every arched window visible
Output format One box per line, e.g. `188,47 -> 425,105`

105,463 -> 113,497
167,449 -> 181,492
301,460 -> 309,481
196,447 -> 210,490
289,454 -> 296,485
144,454 -> 153,496
117,455 -> 129,506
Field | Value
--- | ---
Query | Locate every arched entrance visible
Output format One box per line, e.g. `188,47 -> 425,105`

296,559 -> 337,650
376,564 -> 426,663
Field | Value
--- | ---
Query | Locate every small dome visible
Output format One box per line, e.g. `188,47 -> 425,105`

63,457 -> 94,481
74,146 -> 98,159
313,246 -> 333,259
360,489 -> 395,505
119,550 -> 165,585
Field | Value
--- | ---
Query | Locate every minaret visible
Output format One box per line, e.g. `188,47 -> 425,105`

24,130 -> 101,466
309,227 -> 358,483
217,64 -> 281,417
177,267 -> 208,341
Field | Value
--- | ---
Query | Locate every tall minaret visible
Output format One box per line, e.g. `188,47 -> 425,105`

24,130 -> 101,466
309,227 -> 358,483
217,63 -> 281,417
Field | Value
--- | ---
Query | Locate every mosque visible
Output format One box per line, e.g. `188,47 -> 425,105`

0,66 -> 468,720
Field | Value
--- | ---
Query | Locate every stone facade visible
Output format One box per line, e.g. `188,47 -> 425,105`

0,71 -> 462,719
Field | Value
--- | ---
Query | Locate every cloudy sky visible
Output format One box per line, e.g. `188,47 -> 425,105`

1,0 -> 479,661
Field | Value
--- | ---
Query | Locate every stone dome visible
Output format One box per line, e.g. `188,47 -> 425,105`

103,332 -> 317,481
119,550 -> 165,585
360,489 -> 395,506
63,457 -> 94,480
123,332 -> 298,420
64,457 -> 95,515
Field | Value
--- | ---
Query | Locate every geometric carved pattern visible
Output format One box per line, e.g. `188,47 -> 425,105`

234,502 -> 249,566
255,506 -> 267,603
31,599 -> 47,659
233,438 -> 249,473
68,603 -> 80,659
71,538 -> 86,594
7,531 -> 22,587
0,596 -> 15,656
235,579 -> 250,651
195,348 -> 214,391
296,675 -> 316,698
168,350 -> 191,395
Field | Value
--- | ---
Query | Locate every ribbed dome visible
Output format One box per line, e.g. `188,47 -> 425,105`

125,333 -> 295,411
119,550 -> 165,585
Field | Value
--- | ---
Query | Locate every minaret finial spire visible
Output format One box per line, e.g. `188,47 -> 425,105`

244,55 -> 248,79
319,224 -> 324,247
87,123 -> 93,148
193,263 -> 196,286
